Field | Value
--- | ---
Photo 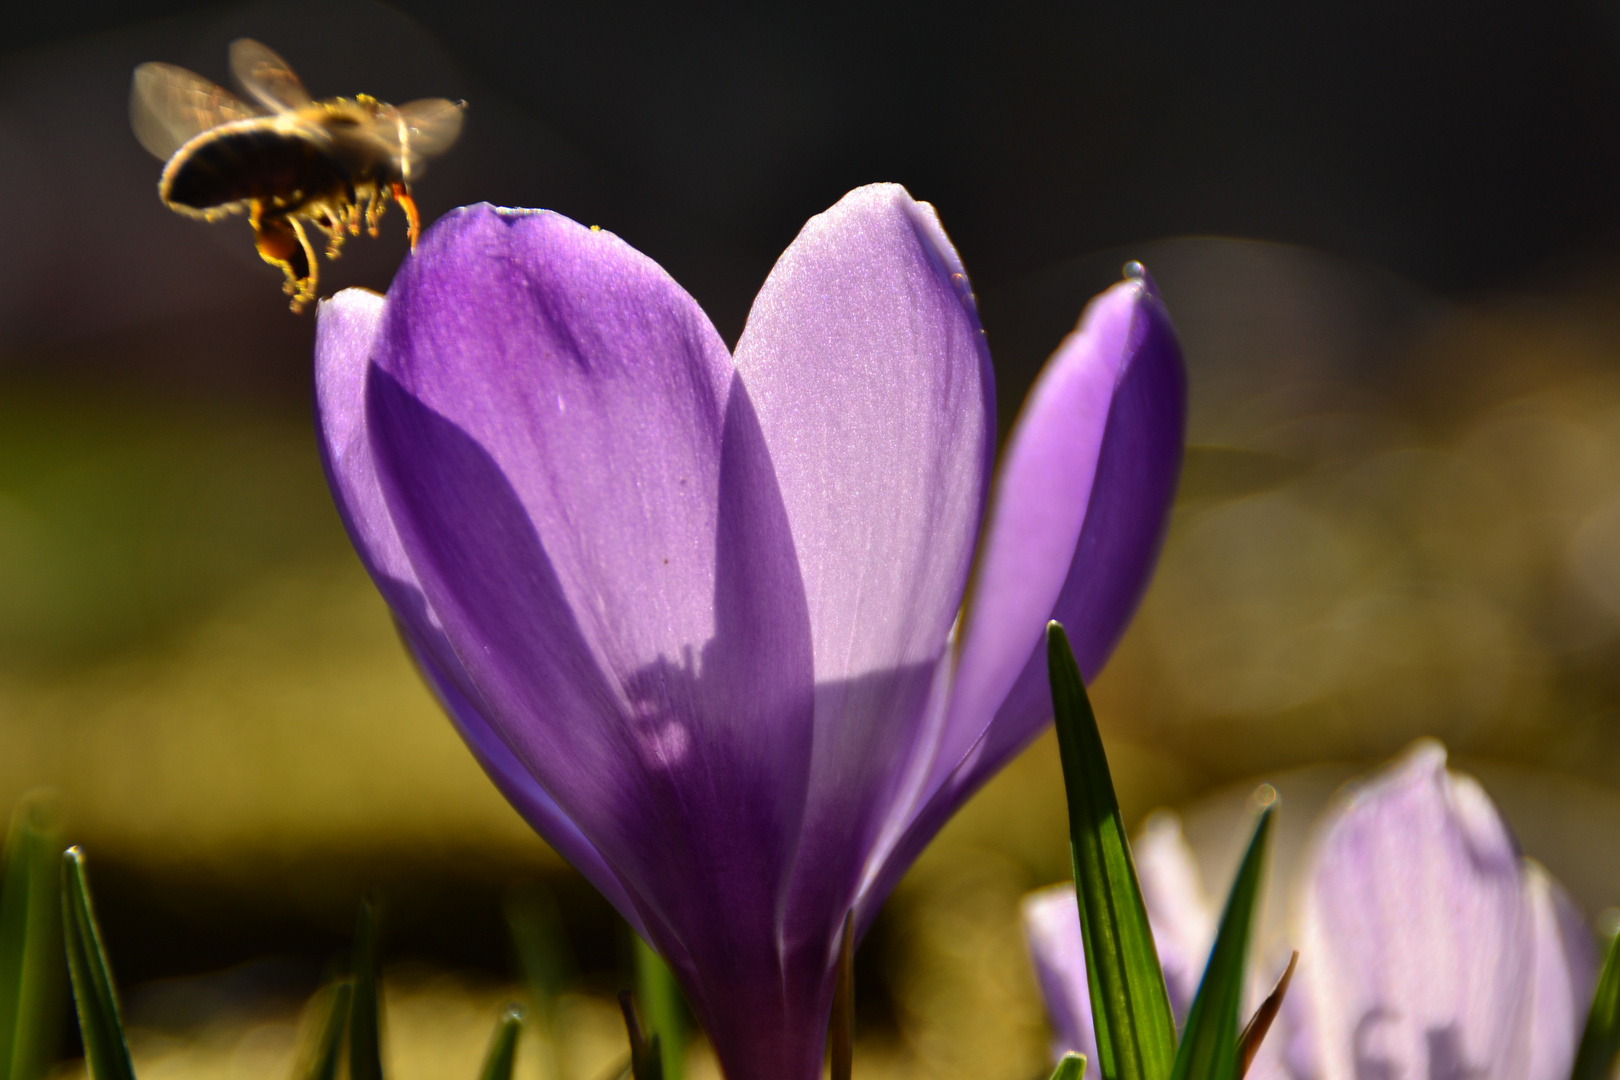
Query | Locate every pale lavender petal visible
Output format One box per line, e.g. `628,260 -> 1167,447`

1023,884 -> 1102,1076
315,290 -> 409,588
732,185 -> 994,953
1242,997 -> 1305,1080
1022,816 -> 1214,1076
858,274 -> 1185,921
734,184 -> 993,687
315,288 -> 484,712
1523,861 -> 1596,1080
313,286 -> 647,938
363,204 -> 819,1080
1134,812 -> 1215,1019
1295,741 -> 1534,1080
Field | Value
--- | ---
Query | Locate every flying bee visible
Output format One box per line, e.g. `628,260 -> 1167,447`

130,39 -> 464,312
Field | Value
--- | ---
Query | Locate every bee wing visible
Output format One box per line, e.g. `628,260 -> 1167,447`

382,99 -> 466,182
396,99 -> 466,158
130,62 -> 261,160
229,38 -> 313,113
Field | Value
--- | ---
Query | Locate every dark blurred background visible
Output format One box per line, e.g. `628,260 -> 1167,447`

5,1 -> 1620,1076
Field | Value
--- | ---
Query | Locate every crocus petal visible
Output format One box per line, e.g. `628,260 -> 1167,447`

313,286 -> 648,938
732,185 -> 994,951
735,183 -> 994,686
1023,815 -> 1214,1075
859,273 -> 1184,920
950,274 -> 1186,790
1023,884 -> 1103,1075
939,272 -> 1179,786
1523,861 -> 1597,1080
315,289 -> 414,594
1134,811 -> 1216,1019
1296,741 -> 1534,1080
355,203 -> 820,1080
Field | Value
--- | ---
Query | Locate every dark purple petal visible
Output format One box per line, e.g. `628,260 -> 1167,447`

858,272 -> 1185,922
406,634 -> 655,941
1295,742 -> 1535,1080
732,184 -> 995,963
313,286 -> 648,936
362,205 -> 819,1080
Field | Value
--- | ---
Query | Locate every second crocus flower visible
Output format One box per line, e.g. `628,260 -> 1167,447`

1024,741 -> 1597,1080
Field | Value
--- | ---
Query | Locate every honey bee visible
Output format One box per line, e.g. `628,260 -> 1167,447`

131,39 -> 464,312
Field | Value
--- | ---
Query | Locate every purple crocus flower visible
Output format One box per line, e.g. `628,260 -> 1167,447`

313,184 -> 1185,1080
1024,742 -> 1597,1080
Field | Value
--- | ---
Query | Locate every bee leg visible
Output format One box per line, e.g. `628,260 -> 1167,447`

391,183 -> 421,248
286,216 -> 319,313
366,187 -> 387,238
320,210 -> 345,260
250,213 -> 310,303
251,213 -> 318,313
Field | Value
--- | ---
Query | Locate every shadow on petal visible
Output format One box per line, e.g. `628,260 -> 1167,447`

371,360 -> 831,1080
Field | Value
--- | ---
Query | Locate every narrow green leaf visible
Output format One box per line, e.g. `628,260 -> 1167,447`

634,934 -> 686,1080
1167,795 -> 1276,1080
59,848 -> 135,1080
302,980 -> 352,1080
1051,1053 -> 1089,1080
1571,925 -> 1620,1080
505,885 -> 573,1015
504,886 -> 572,1080
349,900 -> 384,1080
0,798 -> 65,1080
1048,622 -> 1176,1080
477,1006 -> 524,1080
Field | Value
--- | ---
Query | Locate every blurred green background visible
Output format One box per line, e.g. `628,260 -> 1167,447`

5,0 -> 1620,1077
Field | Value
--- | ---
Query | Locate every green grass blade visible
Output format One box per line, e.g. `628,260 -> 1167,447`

506,886 -> 573,1014
1048,622 -> 1176,1080
349,900 -> 384,1080
1167,797 -> 1276,1080
634,934 -> 686,1080
60,849 -> 135,1080
1051,1053 -> 1089,1080
477,1007 -> 523,1080
1572,926 -> 1620,1080
504,886 -> 572,1080
302,980 -> 352,1080
0,799 -> 65,1080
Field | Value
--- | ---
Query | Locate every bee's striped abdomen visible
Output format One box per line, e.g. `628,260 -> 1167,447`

161,122 -> 347,214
